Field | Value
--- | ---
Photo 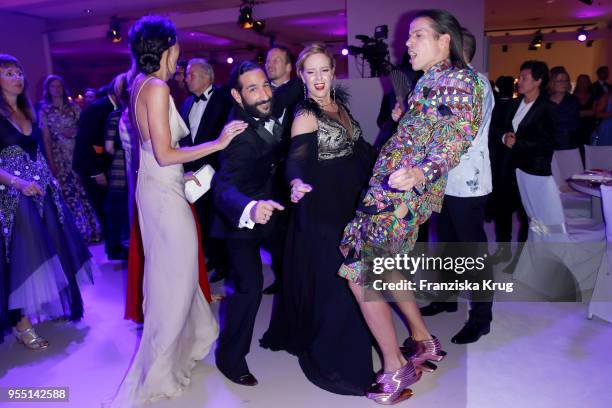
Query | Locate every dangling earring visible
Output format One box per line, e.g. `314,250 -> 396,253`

332,85 -> 336,103
303,83 -> 307,99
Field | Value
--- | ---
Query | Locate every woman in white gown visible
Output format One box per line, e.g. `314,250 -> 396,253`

110,16 -> 247,406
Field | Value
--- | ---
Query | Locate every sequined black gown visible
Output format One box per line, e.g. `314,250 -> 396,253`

261,98 -> 375,395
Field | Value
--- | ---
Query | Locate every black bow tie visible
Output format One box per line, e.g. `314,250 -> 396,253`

192,93 -> 208,103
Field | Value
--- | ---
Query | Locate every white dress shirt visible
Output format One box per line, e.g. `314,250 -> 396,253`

511,99 -> 535,133
445,71 -> 494,197
188,85 -> 214,143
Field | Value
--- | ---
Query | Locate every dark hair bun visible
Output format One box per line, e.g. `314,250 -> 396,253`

129,15 -> 177,75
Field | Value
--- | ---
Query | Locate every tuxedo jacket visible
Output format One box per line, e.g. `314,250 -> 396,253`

502,94 -> 557,176
210,105 -> 287,240
180,85 -> 233,172
272,77 -> 304,144
73,96 -> 114,177
592,81 -> 610,102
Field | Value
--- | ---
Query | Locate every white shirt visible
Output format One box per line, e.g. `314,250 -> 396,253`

445,71 -> 494,197
188,85 -> 214,143
237,112 -> 286,229
511,98 -> 535,133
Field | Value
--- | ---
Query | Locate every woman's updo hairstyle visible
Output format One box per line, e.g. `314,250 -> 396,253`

129,15 -> 177,75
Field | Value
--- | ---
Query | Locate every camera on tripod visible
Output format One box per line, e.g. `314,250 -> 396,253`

348,25 -> 392,77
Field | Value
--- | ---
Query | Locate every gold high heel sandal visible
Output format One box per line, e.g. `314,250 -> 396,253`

14,327 -> 49,350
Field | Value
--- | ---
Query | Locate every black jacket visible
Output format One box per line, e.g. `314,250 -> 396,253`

180,85 -> 233,172
73,96 -> 115,177
502,94 -> 557,176
210,105 -> 287,239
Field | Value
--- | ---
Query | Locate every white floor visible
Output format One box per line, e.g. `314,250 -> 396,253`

1,240 -> 612,408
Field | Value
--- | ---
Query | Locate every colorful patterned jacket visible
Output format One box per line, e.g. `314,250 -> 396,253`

365,60 -> 484,225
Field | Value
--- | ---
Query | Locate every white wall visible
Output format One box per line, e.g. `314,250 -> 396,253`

0,11 -> 50,102
344,0 -> 485,144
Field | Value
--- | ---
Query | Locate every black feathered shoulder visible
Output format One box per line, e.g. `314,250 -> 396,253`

295,85 -> 350,118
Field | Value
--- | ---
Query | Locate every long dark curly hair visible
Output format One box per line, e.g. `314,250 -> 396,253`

128,15 -> 177,75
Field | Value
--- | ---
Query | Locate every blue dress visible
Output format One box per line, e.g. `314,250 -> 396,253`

0,116 -> 95,343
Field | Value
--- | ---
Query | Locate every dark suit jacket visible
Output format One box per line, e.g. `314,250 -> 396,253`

73,96 -> 115,177
272,78 -> 303,144
592,81 -> 610,102
180,85 -> 233,172
210,105 -> 287,239
502,94 -> 557,176
489,96 -> 515,184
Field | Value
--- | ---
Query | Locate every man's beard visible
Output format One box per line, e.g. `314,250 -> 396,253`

243,97 -> 274,120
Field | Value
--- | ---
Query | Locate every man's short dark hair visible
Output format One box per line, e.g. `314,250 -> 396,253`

267,45 -> 293,65
228,61 -> 266,92
520,60 -> 549,90
495,75 -> 515,98
461,28 -> 476,63
596,65 -> 609,78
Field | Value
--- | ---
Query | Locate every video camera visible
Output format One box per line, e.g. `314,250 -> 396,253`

348,25 -> 392,77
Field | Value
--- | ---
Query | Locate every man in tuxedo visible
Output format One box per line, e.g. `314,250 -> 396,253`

181,58 -> 233,282
488,76 -> 517,263
592,66 -> 609,102
73,83 -> 121,258
262,46 -> 304,294
211,61 -> 287,386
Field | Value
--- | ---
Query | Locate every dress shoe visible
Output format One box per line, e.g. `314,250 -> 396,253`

232,373 -> 258,386
208,268 -> 227,283
419,302 -> 458,316
489,245 -> 512,265
107,247 -> 128,261
262,281 -> 280,295
451,321 -> 490,344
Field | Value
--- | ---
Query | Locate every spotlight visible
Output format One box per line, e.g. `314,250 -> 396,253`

238,2 -> 254,29
576,28 -> 588,42
252,20 -> 266,33
227,57 -> 234,64
106,17 -> 121,43
528,31 -> 543,50
341,48 -> 349,56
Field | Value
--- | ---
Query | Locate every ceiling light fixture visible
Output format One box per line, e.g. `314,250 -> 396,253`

528,31 -> 543,50
106,16 -> 122,43
238,1 -> 254,29
576,27 -> 589,42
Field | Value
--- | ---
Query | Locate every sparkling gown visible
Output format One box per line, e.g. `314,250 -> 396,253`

110,77 -> 218,406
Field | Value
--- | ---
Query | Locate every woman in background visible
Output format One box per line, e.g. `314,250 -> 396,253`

39,74 -> 101,242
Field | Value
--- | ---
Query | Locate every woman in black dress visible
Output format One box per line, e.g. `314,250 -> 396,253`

0,54 -> 95,349
261,43 -> 375,395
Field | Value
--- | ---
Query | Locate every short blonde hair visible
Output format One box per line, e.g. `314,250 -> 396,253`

296,43 -> 336,74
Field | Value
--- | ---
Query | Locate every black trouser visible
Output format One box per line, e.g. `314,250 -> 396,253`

215,233 -> 284,380
104,187 -> 129,254
81,176 -> 107,223
492,173 -> 529,243
436,194 -> 493,325
194,194 -> 228,272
